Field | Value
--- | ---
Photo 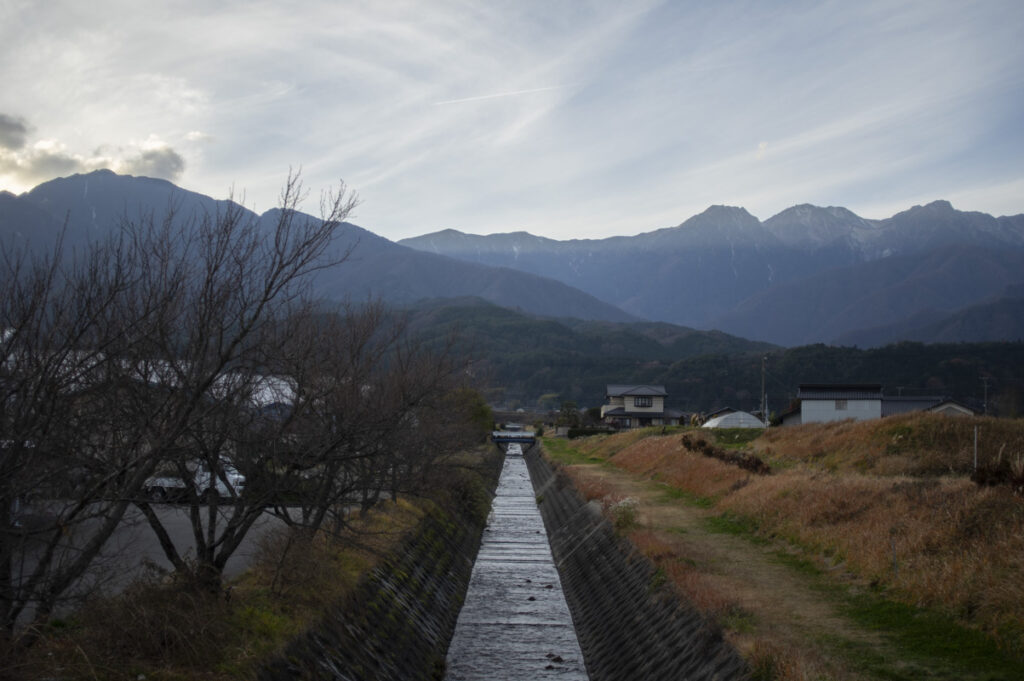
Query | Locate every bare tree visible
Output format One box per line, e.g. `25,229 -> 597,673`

262,302 -> 475,536
0,229 -> 162,649
125,175 -> 359,593
1,173 -> 358,652
3,169 -> 489,660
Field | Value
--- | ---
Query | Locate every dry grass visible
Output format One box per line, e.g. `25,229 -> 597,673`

719,472 -> 1024,640
561,423 -> 1024,660
571,427 -> 668,460
570,473 -> 618,502
18,499 -> 430,681
610,433 -> 755,499
747,638 -> 859,681
757,412 -> 1024,477
629,529 -> 735,615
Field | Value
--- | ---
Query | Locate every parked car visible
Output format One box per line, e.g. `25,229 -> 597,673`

144,460 -> 245,502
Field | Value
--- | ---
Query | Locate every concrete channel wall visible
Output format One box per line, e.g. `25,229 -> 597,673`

525,446 -> 750,680
260,452 -> 504,681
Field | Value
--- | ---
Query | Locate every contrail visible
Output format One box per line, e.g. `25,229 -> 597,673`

433,85 -> 565,106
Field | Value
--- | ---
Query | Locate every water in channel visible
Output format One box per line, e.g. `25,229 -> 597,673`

444,451 -> 588,680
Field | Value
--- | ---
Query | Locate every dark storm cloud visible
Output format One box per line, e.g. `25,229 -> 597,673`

0,113 -> 29,150
121,147 -> 185,181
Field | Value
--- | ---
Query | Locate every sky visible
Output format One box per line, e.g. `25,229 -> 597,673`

1,0 -> 1023,241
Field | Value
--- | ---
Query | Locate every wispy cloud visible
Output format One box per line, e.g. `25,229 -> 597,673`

433,85 -> 568,106
1,0 -> 1022,237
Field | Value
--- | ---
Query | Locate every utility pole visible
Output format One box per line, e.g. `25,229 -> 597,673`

761,355 -> 768,427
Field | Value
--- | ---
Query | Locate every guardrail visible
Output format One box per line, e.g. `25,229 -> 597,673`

491,430 -> 537,445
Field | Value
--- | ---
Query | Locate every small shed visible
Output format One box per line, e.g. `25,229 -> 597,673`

702,410 -> 765,429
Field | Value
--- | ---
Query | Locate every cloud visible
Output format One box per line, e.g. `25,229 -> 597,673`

0,123 -> 186,189
0,113 -> 29,150
2,1 -> 1022,237
433,85 -> 568,106
0,139 -> 90,186
121,146 -> 185,182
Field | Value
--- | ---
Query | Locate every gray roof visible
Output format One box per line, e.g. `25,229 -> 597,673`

881,396 -> 943,417
798,384 -> 882,400
881,396 -> 976,417
606,384 -> 667,397
928,399 -> 977,415
603,406 -> 683,419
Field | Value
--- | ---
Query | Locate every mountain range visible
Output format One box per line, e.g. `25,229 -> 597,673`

3,170 -> 1023,348
400,202 -> 1024,346
0,170 -> 634,323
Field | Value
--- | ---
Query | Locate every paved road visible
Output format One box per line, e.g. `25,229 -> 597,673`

101,504 -> 284,588
13,502 -> 285,615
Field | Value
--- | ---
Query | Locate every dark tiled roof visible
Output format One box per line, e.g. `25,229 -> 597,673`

606,384 -> 667,397
798,384 -> 883,400
706,406 -> 737,418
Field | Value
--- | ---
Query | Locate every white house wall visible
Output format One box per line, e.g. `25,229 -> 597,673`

802,399 -> 881,423
600,396 -> 626,418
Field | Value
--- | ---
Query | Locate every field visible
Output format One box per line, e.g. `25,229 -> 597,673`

544,413 -> 1024,680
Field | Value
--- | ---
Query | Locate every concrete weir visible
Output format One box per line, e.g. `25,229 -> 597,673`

444,452 -> 587,680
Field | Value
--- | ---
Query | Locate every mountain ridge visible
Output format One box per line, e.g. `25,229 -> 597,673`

0,171 -> 637,324
6,170 -> 1024,347
400,199 -> 1024,345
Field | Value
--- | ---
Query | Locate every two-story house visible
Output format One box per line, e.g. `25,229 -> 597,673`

600,384 -> 682,429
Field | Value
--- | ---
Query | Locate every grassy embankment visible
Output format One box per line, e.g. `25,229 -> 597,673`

543,413 -> 1024,681
12,448 -> 497,681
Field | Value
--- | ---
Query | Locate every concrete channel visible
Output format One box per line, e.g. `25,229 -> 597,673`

263,444 -> 747,680
444,450 -> 588,680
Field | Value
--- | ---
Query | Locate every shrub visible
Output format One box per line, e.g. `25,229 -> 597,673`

567,427 -> 613,439
608,497 -> 639,534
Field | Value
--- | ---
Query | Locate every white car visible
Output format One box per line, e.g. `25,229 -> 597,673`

144,461 -> 245,502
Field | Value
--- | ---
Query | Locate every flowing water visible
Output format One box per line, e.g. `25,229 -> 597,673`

444,453 -> 588,680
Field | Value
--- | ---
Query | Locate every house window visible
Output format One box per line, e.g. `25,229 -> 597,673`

634,396 -> 653,408
835,399 -> 848,410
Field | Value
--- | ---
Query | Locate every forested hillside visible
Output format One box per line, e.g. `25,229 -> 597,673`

405,300 -> 1024,416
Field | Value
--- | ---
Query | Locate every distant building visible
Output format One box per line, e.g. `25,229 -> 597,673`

926,399 -> 977,417
797,384 -> 883,424
793,384 -> 976,426
882,396 -> 976,417
600,384 -> 682,429
777,404 -> 802,427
